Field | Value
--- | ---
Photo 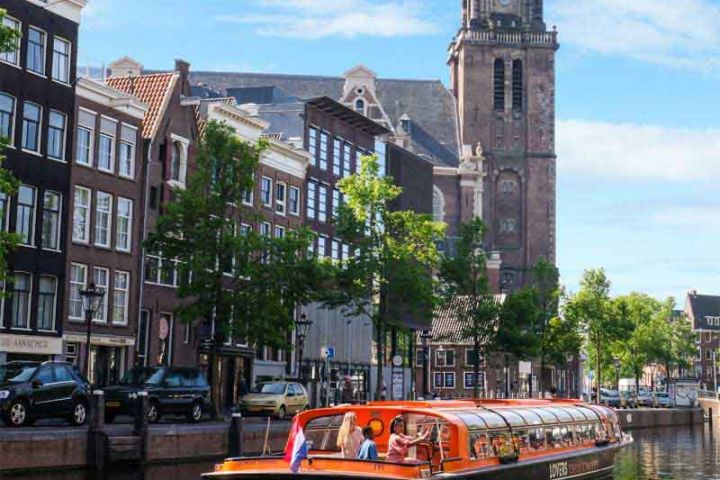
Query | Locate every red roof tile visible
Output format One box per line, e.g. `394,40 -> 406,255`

106,73 -> 178,139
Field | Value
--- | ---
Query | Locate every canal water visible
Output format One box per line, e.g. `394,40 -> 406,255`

4,424 -> 719,480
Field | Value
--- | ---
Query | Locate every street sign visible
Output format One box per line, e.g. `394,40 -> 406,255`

321,346 -> 336,359
519,361 -> 532,375
392,355 -> 403,367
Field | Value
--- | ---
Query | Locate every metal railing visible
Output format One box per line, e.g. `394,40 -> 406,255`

459,29 -> 558,47
697,389 -> 720,400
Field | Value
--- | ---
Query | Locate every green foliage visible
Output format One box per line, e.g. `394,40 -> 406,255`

0,9 -> 20,54
326,154 -> 445,399
495,288 -> 541,363
438,218 -> 500,399
145,121 -> 328,350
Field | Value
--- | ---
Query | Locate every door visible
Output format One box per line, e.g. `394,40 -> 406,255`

51,364 -> 77,414
287,384 -> 302,413
162,369 -> 184,413
31,365 -> 59,415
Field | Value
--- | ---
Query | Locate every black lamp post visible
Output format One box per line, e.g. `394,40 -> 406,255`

295,313 -> 313,383
80,283 -> 106,379
420,330 -> 432,399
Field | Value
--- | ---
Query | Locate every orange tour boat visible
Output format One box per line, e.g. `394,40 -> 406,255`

204,398 -> 632,479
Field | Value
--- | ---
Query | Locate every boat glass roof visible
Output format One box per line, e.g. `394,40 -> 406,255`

445,406 -> 604,432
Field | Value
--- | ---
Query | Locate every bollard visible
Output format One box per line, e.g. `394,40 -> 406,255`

90,390 -> 105,431
87,390 -> 106,473
229,412 -> 244,458
134,391 -> 149,468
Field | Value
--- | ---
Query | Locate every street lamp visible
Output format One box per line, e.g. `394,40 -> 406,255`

613,357 -> 621,391
420,330 -> 432,399
80,283 -> 106,379
295,313 -> 313,384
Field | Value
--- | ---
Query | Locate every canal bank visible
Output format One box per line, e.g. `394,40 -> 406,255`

617,408 -> 704,430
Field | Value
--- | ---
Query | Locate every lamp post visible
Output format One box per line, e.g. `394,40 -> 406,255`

79,283 -> 106,380
295,313 -> 313,384
420,330 -> 432,399
613,357 -> 621,391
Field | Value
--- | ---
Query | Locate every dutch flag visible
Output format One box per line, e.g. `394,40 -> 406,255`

283,416 -> 308,473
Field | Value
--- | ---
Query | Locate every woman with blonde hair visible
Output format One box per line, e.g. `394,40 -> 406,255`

336,412 -> 364,458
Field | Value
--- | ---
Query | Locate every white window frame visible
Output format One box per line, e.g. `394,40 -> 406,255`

10,272 -> 32,330
332,138 -> 342,176
47,110 -> 67,162
118,123 -> 138,179
112,270 -> 130,326
69,263 -> 87,322
41,190 -> 62,251
317,235 -> 328,258
92,267 -> 109,324
0,16 -> 21,67
463,371 -> 485,390
21,101 -> 42,155
435,349 -> 456,367
288,186 -> 300,216
443,372 -> 456,390
94,191 -> 113,248
319,131 -> 328,170
274,225 -> 285,238
306,181 -> 317,220
0,92 -> 16,145
51,36 -> 71,85
168,134 -> 190,188
116,197 -> 133,252
275,181 -> 286,215
308,126 -> 318,167
37,275 -> 57,332
260,222 -> 271,237
72,186 -> 91,244
97,133 -> 115,173
16,185 -> 36,247
465,348 -> 485,367
26,25 -> 46,77
318,184 -> 328,223
260,176 -> 273,207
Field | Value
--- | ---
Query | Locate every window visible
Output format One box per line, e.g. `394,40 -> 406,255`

240,223 -> 251,236
317,235 -> 328,258
275,182 -> 286,215
41,191 -> 61,250
501,180 -> 515,194
355,99 -> 365,114
289,186 -> 300,216
0,192 -> 8,231
0,16 -> 20,65
275,225 -> 285,238
331,239 -> 340,261
261,177 -> 272,207
69,264 -> 87,320
308,127 -> 318,167
113,271 -> 130,326
72,187 -> 91,243
169,139 -> 189,184
47,110 -> 66,161
76,110 -> 96,167
512,59 -> 523,112
26,27 -> 46,75
242,175 -> 254,205
319,132 -> 328,170
0,93 -> 15,141
318,184 -> 328,223
307,181 -> 317,220
465,349 -> 485,367
444,372 -> 456,389
433,372 -> 443,389
464,372 -> 485,390
92,267 -> 109,323
342,243 -> 350,260
21,102 -> 42,153
333,138 -> 342,176
435,349 -> 456,367
500,218 -> 517,233
116,197 -> 133,252
51,37 -> 71,84
494,58 -> 505,112
260,222 -> 271,237
119,124 -> 137,178
10,273 -> 31,329
16,185 -> 36,246
37,276 -> 57,331
343,143 -> 352,176
332,188 -> 341,218
432,186 -> 444,222
95,192 -> 112,248
98,117 -> 117,172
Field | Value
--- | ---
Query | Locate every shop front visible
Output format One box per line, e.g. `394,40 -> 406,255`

62,332 -> 135,386
0,333 -> 63,364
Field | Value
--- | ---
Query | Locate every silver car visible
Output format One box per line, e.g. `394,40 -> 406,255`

654,391 -> 674,408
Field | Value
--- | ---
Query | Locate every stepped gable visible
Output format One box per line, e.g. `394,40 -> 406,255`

190,71 -> 460,168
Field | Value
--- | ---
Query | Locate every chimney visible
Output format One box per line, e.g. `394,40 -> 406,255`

175,59 -> 191,95
108,56 -> 143,78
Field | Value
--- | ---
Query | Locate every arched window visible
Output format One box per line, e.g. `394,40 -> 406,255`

512,59 -> 523,112
494,59 -> 505,112
432,185 -> 445,223
355,98 -> 365,114
170,142 -> 182,182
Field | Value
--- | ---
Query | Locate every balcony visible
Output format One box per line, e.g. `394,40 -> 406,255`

456,29 -> 558,48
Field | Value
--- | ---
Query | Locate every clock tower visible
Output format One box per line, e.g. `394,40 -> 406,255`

450,0 -> 558,290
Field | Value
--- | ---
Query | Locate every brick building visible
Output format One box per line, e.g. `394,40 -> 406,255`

0,0 -> 84,363
685,291 -> 720,389
63,77 -> 146,385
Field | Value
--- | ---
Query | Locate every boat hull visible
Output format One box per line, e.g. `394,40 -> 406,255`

203,441 -> 624,480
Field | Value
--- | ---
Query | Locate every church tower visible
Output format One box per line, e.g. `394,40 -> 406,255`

449,0 -> 558,290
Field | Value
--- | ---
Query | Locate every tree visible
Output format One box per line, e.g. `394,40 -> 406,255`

326,154 -> 444,400
528,257 -> 562,397
146,120 -> 328,361
438,218 -> 500,400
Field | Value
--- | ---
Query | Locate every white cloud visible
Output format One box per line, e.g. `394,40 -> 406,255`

557,119 -> 720,181
549,0 -> 720,71
215,0 -> 439,39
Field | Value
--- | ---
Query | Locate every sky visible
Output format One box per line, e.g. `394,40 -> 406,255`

78,0 -> 720,303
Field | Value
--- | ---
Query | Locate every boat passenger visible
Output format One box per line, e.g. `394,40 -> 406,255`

357,426 -> 379,461
337,412 -> 364,459
386,418 -> 431,463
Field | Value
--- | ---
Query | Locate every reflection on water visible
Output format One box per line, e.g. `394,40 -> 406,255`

614,423 -> 720,479
4,424 -> 720,480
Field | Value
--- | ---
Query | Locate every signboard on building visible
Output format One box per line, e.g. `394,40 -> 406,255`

0,334 -> 63,355
392,371 -> 404,401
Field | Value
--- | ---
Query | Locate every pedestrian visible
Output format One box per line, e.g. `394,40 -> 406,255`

336,412 -> 364,459
357,426 -> 379,461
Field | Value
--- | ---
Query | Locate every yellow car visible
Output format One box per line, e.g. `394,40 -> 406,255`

238,382 -> 309,420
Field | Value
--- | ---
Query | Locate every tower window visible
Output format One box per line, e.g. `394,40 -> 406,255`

512,59 -> 523,112
494,59 -> 505,112
355,99 -> 365,114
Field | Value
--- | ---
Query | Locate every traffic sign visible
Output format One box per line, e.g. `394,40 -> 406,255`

321,346 -> 336,359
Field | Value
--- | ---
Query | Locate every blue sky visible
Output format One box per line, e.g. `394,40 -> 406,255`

79,0 -> 720,303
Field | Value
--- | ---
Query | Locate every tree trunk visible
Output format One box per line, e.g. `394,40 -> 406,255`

504,354 -> 510,399
635,370 -> 640,396
539,353 -> 545,399
595,335 -> 602,405
375,322 -> 384,401
473,339 -> 481,400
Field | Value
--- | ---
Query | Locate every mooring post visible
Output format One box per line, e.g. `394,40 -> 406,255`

87,390 -> 106,473
229,412 -> 244,457
134,391 -> 149,466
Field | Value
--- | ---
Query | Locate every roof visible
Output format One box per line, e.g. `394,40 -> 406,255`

189,71 -> 460,167
429,295 -> 505,344
106,73 -> 178,139
686,293 -> 720,331
307,97 -> 390,136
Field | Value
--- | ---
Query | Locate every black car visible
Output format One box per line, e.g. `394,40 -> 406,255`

0,361 -> 91,427
103,366 -> 211,423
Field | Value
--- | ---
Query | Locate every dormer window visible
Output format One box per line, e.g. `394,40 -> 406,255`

168,135 -> 189,187
170,143 -> 182,182
355,99 -> 365,114
400,116 -> 411,134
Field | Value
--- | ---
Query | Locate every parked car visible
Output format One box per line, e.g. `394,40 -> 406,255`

654,391 -> 674,408
599,389 -> 621,408
103,366 -> 211,423
619,390 -> 638,409
0,361 -> 91,427
637,390 -> 654,407
238,382 -> 309,420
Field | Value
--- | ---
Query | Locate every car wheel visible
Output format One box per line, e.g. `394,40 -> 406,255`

188,402 -> 203,423
276,406 -> 286,421
4,400 -> 29,427
70,400 -> 88,426
146,400 -> 160,424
